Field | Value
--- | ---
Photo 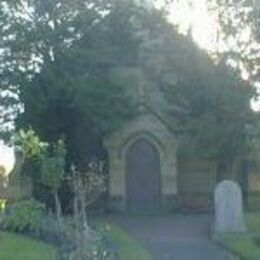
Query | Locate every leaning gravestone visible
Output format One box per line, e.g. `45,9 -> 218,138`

214,180 -> 246,233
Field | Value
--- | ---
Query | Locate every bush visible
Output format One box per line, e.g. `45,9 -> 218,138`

1,199 -> 45,233
68,226 -> 118,260
1,202 -> 117,259
35,214 -> 118,260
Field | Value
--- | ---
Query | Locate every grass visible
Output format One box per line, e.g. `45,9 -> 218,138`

0,232 -> 58,260
101,222 -> 153,260
218,234 -> 260,260
246,212 -> 260,232
216,212 -> 260,260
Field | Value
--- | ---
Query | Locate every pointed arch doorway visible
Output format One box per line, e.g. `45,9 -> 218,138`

126,138 -> 161,214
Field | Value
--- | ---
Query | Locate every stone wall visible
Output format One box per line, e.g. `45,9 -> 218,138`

105,112 -> 178,213
106,63 -> 237,213
177,156 -> 216,212
247,155 -> 260,211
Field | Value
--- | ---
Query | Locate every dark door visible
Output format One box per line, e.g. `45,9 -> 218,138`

126,138 -> 161,214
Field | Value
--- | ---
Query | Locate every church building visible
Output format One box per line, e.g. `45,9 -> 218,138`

104,30 -> 219,214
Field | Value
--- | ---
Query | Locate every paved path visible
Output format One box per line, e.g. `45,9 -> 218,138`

108,214 -> 230,260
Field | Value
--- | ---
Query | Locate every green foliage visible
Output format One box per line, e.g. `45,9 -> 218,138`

208,0 -> 259,86
69,228 -> 118,260
0,5 -> 20,139
1,0 -> 142,168
2,0 -> 257,179
14,128 -> 48,159
13,128 -> 47,194
2,199 -> 45,232
34,213 -> 118,260
158,33 -> 256,169
214,211 -> 260,260
40,139 -> 65,193
217,234 -> 260,260
0,0 -> 146,169
13,128 -> 66,209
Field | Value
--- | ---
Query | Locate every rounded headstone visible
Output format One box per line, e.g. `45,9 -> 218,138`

0,141 -> 15,187
214,180 -> 246,233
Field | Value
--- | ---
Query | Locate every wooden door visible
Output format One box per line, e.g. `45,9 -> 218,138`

126,138 -> 161,214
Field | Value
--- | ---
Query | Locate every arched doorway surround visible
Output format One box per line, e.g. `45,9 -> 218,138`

104,114 -> 178,213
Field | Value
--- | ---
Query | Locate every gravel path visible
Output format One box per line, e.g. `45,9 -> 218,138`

108,214 -> 230,260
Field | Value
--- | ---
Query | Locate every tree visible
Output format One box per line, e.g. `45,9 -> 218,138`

149,0 -> 258,177
2,0 -> 257,180
205,0 -> 259,176
207,0 -> 259,87
137,9 -> 256,178
166,59 -> 255,178
0,4 -> 20,139
40,139 -> 65,221
158,0 -> 259,97
1,0 -> 150,168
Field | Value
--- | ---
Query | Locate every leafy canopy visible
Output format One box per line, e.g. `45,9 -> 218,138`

1,0 -> 149,167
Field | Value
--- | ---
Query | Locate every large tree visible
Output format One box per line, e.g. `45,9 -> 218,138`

0,0 -> 151,167
208,0 -> 259,87
158,0 -> 259,97
153,0 -> 259,177
163,52 -> 255,177
1,0 -> 258,177
0,4 -> 20,139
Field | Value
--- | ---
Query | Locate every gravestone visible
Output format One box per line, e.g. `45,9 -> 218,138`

0,142 -> 15,187
214,180 -> 246,233
0,143 -> 31,200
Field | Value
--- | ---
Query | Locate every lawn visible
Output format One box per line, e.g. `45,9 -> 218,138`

0,221 -> 152,260
0,232 -> 58,260
246,213 -> 260,232
101,222 -> 153,260
216,213 -> 260,260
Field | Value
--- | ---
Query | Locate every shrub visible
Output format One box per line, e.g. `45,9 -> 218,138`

1,199 -> 45,233
68,226 -> 118,260
35,214 -> 118,260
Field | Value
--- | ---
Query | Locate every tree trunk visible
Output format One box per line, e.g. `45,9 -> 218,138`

54,192 -> 62,225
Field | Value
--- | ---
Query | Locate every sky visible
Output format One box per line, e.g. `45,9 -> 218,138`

154,0 -> 260,110
165,0 -> 218,51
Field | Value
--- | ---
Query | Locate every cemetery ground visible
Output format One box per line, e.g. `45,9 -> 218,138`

2,212 -> 260,260
0,209 -> 260,260
0,217 -> 152,260
216,212 -> 260,260
0,220 -> 151,260
101,212 -> 260,260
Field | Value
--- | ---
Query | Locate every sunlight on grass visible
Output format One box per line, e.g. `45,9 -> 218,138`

216,213 -> 260,260
0,232 -> 58,260
219,234 -> 260,260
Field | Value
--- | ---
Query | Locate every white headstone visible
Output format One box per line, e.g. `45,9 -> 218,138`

0,141 -> 16,186
214,180 -> 246,233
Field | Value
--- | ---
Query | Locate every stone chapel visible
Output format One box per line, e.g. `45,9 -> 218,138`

104,18 -> 260,214
104,28 -> 220,214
